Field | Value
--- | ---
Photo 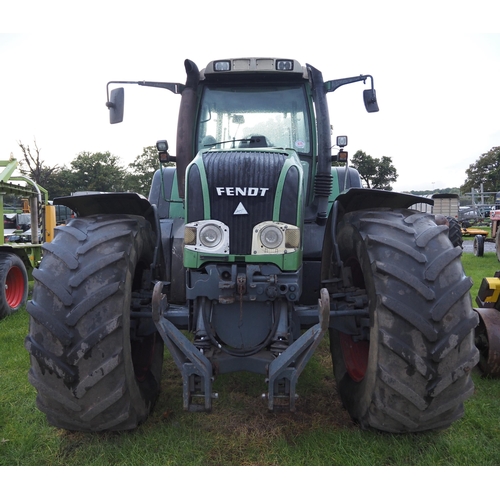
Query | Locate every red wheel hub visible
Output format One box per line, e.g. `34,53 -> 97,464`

340,332 -> 369,382
5,266 -> 25,308
340,256 -> 369,382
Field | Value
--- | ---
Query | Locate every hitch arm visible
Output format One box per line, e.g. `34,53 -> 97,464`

267,288 -> 330,410
152,281 -> 213,411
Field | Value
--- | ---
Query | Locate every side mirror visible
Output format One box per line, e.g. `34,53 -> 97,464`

106,87 -> 125,124
363,88 -> 379,113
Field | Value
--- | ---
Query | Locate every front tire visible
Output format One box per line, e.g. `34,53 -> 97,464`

324,208 -> 479,433
25,214 -> 163,431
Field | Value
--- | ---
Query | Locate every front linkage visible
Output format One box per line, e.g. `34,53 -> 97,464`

152,281 -> 331,411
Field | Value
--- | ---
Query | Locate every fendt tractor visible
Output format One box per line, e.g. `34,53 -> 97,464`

25,58 -> 479,433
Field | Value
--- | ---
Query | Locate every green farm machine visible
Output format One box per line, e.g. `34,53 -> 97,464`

25,58 -> 479,433
1,159 -> 55,320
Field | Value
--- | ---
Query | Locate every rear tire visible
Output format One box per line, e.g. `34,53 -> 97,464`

0,253 -> 28,319
324,208 -> 479,433
25,214 -> 163,431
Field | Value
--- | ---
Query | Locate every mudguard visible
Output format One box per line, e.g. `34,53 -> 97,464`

321,188 -> 433,283
335,187 -> 432,214
54,192 -> 157,229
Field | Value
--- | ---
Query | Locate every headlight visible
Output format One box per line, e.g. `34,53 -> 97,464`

252,222 -> 300,254
260,226 -> 283,249
185,220 -> 229,254
200,224 -> 223,248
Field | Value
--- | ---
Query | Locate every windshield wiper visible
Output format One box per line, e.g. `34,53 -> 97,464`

204,136 -> 267,148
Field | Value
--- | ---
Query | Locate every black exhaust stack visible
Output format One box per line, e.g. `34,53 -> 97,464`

307,64 -> 332,225
176,59 -> 200,199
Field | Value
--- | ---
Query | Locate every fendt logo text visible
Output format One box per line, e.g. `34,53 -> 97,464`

216,187 -> 269,196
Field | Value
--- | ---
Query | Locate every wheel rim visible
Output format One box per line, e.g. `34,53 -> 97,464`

340,332 -> 369,382
5,265 -> 25,308
340,256 -> 370,382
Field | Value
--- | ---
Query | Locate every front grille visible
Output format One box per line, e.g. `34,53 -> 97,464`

203,151 -> 286,254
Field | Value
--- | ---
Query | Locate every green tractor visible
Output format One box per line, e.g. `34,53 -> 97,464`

25,58 -> 479,433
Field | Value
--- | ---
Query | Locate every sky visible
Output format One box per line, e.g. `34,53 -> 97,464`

2,2 -> 500,193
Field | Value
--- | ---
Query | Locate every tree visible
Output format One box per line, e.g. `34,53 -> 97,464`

408,188 -> 460,196
123,146 -> 176,196
18,139 -> 58,186
17,139 -> 71,199
68,151 -> 126,193
350,150 -> 398,190
42,168 -> 75,198
124,146 -> 159,196
461,146 -> 500,193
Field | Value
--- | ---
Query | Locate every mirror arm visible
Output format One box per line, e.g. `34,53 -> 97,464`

105,80 -> 185,104
324,74 -> 374,93
138,81 -> 185,94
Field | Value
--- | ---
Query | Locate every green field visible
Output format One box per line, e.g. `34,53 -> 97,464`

1,247 -> 500,467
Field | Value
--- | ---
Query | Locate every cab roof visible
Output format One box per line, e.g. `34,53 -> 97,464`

201,57 -> 308,81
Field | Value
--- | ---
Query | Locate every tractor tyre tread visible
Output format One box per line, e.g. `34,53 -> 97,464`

445,216 -> 463,248
25,214 -> 163,432
330,209 -> 479,433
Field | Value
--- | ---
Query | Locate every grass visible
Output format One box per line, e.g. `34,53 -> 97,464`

1,249 -> 500,467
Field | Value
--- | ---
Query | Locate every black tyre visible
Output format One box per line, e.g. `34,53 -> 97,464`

0,252 -> 28,319
25,214 -> 164,431
324,208 -> 479,433
473,234 -> 484,257
445,216 -> 463,248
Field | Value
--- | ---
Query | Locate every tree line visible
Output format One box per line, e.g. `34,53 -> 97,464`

15,139 -> 500,200
17,141 -> 168,199
461,146 -> 500,194
351,146 -> 500,196
15,140 -> 402,199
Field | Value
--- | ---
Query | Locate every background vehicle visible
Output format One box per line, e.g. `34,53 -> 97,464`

410,193 -> 463,248
474,272 -> 500,377
25,58 -> 479,433
0,159 -> 55,319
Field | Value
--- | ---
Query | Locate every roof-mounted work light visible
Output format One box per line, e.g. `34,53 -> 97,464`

276,60 -> 294,71
214,60 -> 231,71
336,136 -> 348,148
156,140 -> 170,163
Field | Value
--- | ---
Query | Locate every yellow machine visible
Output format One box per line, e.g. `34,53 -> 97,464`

475,274 -> 500,376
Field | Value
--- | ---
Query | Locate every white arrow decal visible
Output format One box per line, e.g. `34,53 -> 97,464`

234,202 -> 248,215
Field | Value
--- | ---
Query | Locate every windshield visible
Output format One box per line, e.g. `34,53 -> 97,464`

196,85 -> 311,154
